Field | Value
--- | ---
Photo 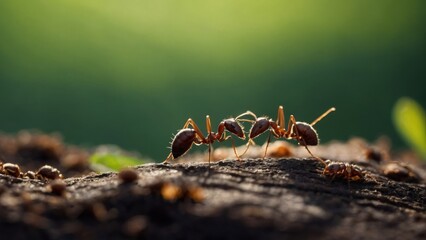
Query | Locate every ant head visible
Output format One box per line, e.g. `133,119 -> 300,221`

249,117 -> 270,139
223,119 -> 245,139
294,122 -> 319,146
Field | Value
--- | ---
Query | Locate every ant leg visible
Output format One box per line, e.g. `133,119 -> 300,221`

310,107 -> 336,126
267,119 -> 283,157
205,115 -> 214,164
289,115 -> 326,166
208,143 -> 212,166
217,131 -> 241,160
229,136 -> 241,160
329,174 -> 337,183
162,153 -> 173,164
276,106 -> 285,132
262,131 -> 272,159
181,118 -> 207,140
284,114 -> 294,137
206,115 -> 212,134
239,138 -> 255,158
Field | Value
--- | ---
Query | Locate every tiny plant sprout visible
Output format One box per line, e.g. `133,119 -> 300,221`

89,149 -> 145,173
393,97 -> 426,160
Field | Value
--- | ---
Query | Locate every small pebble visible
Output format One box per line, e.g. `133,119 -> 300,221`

123,215 -> 147,236
118,168 -> 139,183
48,180 -> 67,196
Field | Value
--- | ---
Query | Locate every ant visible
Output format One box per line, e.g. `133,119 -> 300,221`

163,114 -> 252,164
238,106 -> 335,164
322,160 -> 364,181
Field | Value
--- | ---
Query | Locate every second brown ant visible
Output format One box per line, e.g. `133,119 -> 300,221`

322,160 -> 364,182
239,106 -> 335,164
163,114 -> 250,164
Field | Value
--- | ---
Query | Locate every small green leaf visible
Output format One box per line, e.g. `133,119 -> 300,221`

393,97 -> 426,160
89,151 -> 146,172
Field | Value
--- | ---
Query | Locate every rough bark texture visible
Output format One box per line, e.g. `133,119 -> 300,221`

0,157 -> 425,240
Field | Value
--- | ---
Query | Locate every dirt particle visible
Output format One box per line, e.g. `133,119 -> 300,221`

48,180 -> 67,196
22,212 -> 51,229
92,202 -> 109,222
2,163 -> 22,178
118,168 -> 139,183
123,215 -> 147,237
160,182 -> 204,203
161,182 -> 182,201
364,147 -> 383,163
382,162 -> 421,183
267,141 -> 293,158
37,165 -> 64,180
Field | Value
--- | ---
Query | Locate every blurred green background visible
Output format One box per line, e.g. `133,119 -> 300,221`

1,0 -> 425,161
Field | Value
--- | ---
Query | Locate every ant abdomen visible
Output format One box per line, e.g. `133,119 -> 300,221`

171,129 -> 197,159
294,122 -> 319,146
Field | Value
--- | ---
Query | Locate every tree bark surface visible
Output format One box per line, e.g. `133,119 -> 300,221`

0,157 -> 425,240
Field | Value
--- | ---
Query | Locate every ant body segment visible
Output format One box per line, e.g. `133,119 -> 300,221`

240,106 -> 335,164
163,114 -> 250,164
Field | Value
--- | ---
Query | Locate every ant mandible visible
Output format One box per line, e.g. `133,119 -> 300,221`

239,106 -> 335,165
163,114 -> 250,164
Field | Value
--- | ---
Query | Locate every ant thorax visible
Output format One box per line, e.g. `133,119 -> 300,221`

207,132 -> 218,142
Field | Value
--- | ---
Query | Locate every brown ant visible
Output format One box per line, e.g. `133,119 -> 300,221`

163,114 -> 251,164
322,160 -> 364,181
239,106 -> 335,164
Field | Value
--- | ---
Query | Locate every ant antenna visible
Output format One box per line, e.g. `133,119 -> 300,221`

310,107 -> 336,126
